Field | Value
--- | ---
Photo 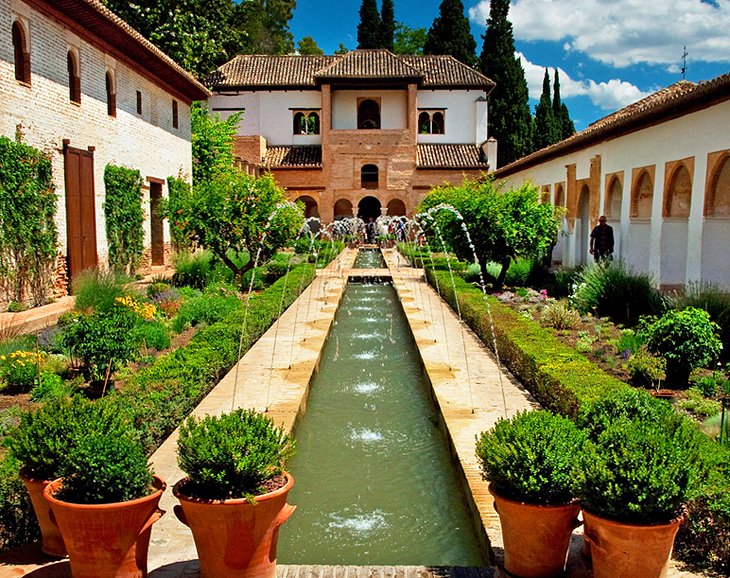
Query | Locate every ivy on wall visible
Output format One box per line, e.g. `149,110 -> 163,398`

166,175 -> 193,251
103,164 -> 144,275
0,136 -> 58,306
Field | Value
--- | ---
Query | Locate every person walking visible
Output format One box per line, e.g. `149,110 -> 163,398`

589,215 -> 614,262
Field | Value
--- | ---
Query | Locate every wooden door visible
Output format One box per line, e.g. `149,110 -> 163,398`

64,144 -> 97,284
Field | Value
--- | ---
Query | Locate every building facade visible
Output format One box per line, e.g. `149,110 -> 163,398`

494,74 -> 730,290
0,0 -> 208,296
208,49 -> 495,222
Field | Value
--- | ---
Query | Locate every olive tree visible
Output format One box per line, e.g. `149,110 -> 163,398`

418,178 -> 561,290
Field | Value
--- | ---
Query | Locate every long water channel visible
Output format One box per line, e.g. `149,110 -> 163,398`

278,249 -> 485,565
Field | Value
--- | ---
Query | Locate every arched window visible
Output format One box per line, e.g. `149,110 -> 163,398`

67,50 -> 80,104
358,99 -> 380,129
706,154 -> 730,218
418,112 -> 430,134
631,170 -> 653,218
105,71 -> 116,117
605,177 -> 622,218
12,20 -> 30,84
293,112 -> 305,134
417,109 -> 446,134
361,164 -> 378,189
664,164 -> 692,218
432,111 -> 444,134
293,111 -> 320,135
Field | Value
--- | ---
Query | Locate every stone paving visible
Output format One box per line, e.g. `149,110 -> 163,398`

0,248 -> 705,578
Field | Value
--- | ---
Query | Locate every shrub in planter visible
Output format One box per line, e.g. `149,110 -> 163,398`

174,409 -> 296,578
640,307 -> 722,387
476,410 -> 586,577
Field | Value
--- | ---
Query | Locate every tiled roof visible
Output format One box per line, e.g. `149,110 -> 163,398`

40,0 -> 209,101
263,146 -> 322,168
495,73 -> 730,177
208,50 -> 493,90
417,144 -> 489,169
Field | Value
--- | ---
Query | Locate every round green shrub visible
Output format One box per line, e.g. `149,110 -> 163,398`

641,307 -> 722,386
177,408 -> 295,500
475,409 -> 586,505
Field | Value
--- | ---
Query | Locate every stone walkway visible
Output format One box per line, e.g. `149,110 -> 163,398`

0,249 -> 704,578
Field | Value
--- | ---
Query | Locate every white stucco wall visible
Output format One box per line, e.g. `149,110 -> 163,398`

416,89 -> 487,144
496,99 -> 730,288
331,89 -> 408,130
0,0 -> 194,265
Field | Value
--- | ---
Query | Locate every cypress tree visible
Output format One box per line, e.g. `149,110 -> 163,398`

423,0 -> 477,67
380,0 -> 396,51
552,69 -> 575,139
478,0 -> 533,167
357,0 -> 382,49
534,68 -> 559,150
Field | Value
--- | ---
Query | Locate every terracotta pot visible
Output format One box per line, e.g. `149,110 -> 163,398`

173,472 -> 296,578
19,468 -> 67,558
490,483 -> 581,578
44,475 -> 165,578
582,509 -> 684,578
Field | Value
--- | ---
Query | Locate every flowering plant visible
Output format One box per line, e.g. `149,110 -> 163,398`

0,350 -> 44,392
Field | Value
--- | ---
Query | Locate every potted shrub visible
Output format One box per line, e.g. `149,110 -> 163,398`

173,408 -> 296,578
475,409 -> 586,578
574,389 -> 708,578
39,397 -> 165,578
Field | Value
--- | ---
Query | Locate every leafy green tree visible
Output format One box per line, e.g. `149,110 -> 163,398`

393,22 -> 427,54
297,36 -> 324,55
380,0 -> 396,51
423,0 -> 477,66
479,0 -> 533,167
235,0 -> 296,55
534,69 -> 559,150
357,0 -> 382,49
164,171 -> 304,281
418,178 -> 561,290
190,103 -> 242,185
334,43 -> 350,55
553,69 -> 575,140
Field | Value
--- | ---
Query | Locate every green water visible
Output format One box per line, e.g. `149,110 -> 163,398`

354,248 -> 387,268
278,280 -> 486,565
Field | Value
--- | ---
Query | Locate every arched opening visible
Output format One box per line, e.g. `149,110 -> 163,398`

706,154 -> 730,218
418,112 -> 430,134
554,184 -> 564,207
293,112 -> 305,135
605,177 -> 622,219
702,154 -> 730,287
297,195 -> 319,219
358,196 -> 382,223
432,111 -> 444,134
577,185 -> 590,265
308,112 -> 320,135
67,50 -> 80,103
631,170 -> 653,218
333,199 -> 353,220
12,20 -> 30,84
386,199 -> 406,216
105,71 -> 116,117
664,165 -> 692,218
358,99 -> 380,130
361,164 -> 378,189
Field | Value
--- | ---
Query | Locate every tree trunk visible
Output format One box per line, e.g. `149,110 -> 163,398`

494,256 -> 511,291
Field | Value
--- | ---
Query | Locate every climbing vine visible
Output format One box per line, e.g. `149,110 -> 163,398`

103,164 -> 144,275
166,175 -> 193,251
0,136 -> 58,306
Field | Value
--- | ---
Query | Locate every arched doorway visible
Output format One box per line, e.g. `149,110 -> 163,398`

297,195 -> 319,219
333,199 -> 353,220
386,199 -> 406,216
358,196 -> 381,222
576,185 -> 590,265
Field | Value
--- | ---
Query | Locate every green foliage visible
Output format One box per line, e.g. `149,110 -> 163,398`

393,22 -> 427,54
570,260 -> 664,326
59,303 -> 141,381
171,288 -> 241,332
296,36 -> 323,55
164,169 -> 304,281
0,136 -> 58,306
0,455 -> 38,550
476,409 -> 585,505
552,69 -> 575,139
615,328 -> 643,355
478,0 -> 533,166
134,320 -> 171,351
575,416 -> 708,524
6,301 -> 27,313
423,0 -> 477,66
641,307 -> 722,386
167,176 -> 194,250
357,0 -> 382,49
71,268 -> 131,313
419,178 -> 560,290
534,69 -> 560,150
177,408 -> 295,500
189,103 -> 242,184
30,371 -> 76,402
625,346 -> 666,388
540,301 -> 581,330
103,164 -> 144,275
172,249 -> 218,289
379,0 -> 396,51
0,349 -> 41,393
679,388 -> 722,417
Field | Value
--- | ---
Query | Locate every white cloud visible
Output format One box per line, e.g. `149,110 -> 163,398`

469,0 -> 730,67
517,52 -> 653,110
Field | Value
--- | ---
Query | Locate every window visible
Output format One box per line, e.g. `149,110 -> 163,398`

67,50 -> 80,103
418,109 -> 445,134
361,164 -> 378,189
172,100 -> 179,129
631,169 -> 654,218
136,90 -> 142,114
663,163 -> 692,218
105,71 -> 116,117
293,110 -> 319,135
358,99 -> 380,130
12,20 -> 30,84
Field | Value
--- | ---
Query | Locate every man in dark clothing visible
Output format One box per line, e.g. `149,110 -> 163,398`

590,215 -> 614,262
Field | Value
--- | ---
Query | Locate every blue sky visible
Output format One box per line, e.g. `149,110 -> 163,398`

289,0 -> 730,130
